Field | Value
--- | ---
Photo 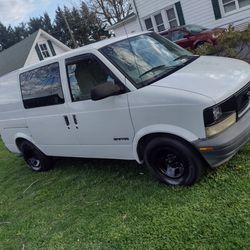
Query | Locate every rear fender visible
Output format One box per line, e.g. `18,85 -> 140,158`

14,133 -> 43,153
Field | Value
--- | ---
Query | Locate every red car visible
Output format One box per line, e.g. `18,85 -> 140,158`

160,24 -> 225,50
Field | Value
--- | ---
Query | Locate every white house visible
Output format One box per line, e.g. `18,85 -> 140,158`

0,29 -> 71,77
107,12 -> 142,37
109,0 -> 250,36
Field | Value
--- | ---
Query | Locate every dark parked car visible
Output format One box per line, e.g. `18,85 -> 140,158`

160,24 -> 225,49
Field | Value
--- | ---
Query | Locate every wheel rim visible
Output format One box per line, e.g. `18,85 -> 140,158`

151,147 -> 187,180
27,157 -> 41,171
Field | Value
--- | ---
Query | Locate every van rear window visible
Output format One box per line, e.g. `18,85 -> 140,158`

20,63 -> 64,109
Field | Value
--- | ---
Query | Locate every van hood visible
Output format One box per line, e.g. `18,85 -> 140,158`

152,56 -> 250,103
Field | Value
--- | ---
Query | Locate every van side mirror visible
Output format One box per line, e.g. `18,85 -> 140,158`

91,82 -> 123,101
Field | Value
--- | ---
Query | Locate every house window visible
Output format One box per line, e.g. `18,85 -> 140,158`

166,7 -> 178,28
144,4 -> 181,32
145,18 -> 154,31
154,13 -> 165,32
39,43 -> 50,58
238,0 -> 250,8
221,0 -> 250,13
222,0 -> 237,12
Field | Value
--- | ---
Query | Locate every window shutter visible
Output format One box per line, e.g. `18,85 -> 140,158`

35,44 -> 44,61
175,2 -> 185,26
47,40 -> 56,56
211,0 -> 222,20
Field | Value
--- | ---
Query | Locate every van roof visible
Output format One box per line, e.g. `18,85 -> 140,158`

19,31 -> 151,73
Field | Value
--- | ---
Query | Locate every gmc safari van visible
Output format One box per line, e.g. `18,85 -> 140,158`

1,32 -> 250,186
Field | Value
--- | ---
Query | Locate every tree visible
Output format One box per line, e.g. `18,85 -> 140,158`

89,0 -> 132,26
53,7 -> 77,48
53,3 -> 108,48
27,17 -> 44,33
0,22 -> 9,50
26,12 -> 54,34
0,1 -> 110,52
78,2 -> 109,43
12,23 -> 29,43
42,12 -> 54,34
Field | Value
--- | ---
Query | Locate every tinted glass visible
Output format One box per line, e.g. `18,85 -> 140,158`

100,33 -> 193,89
222,0 -> 237,12
154,13 -> 165,32
171,30 -> 186,41
20,63 -> 64,109
66,55 -> 121,102
166,8 -> 178,28
169,20 -> 178,28
185,25 -> 207,34
166,8 -> 176,20
238,0 -> 250,8
39,44 -> 50,58
145,18 -> 154,31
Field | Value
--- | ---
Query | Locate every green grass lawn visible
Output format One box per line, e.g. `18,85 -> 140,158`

0,139 -> 249,250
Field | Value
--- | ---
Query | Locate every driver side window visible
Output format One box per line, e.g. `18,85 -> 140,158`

66,54 -> 121,102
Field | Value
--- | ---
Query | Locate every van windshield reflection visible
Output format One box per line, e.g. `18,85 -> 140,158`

100,33 -> 197,88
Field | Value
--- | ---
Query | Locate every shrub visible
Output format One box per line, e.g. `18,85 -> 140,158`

192,25 -> 250,63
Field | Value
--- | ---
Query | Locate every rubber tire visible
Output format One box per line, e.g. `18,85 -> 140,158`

144,137 -> 205,186
195,41 -> 208,49
20,141 -> 54,172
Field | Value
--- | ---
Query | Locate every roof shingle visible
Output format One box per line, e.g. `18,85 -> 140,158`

0,31 -> 38,77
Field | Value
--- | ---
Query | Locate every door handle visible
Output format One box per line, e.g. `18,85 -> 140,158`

63,115 -> 70,129
72,115 -> 78,125
72,115 -> 79,129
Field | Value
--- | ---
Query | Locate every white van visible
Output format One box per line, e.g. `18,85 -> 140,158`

1,32 -> 250,186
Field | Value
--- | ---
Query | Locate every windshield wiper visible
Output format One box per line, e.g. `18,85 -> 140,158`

139,65 -> 168,78
173,55 -> 194,61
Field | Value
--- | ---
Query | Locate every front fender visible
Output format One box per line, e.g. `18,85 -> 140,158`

133,124 -> 199,163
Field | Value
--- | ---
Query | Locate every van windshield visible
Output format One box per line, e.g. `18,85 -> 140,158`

100,33 -> 196,88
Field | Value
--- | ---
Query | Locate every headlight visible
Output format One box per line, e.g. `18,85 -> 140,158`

212,106 -> 222,120
212,33 -> 219,39
204,98 -> 236,137
205,112 -> 236,137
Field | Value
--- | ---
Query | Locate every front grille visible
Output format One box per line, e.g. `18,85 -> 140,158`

235,82 -> 250,115
220,82 -> 250,119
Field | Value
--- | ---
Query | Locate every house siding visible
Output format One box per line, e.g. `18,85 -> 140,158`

25,34 -> 69,66
119,0 -> 250,35
113,18 -> 141,37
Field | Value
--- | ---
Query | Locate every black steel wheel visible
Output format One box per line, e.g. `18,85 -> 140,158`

19,141 -> 54,172
144,137 -> 205,186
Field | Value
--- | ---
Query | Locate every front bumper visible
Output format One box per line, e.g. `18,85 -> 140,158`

193,108 -> 250,168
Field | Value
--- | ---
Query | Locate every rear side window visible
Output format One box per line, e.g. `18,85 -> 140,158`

20,63 -> 64,109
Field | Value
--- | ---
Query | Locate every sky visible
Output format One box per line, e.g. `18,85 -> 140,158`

0,0 -> 79,27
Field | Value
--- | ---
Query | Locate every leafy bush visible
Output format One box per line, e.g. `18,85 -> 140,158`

192,25 -> 250,63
